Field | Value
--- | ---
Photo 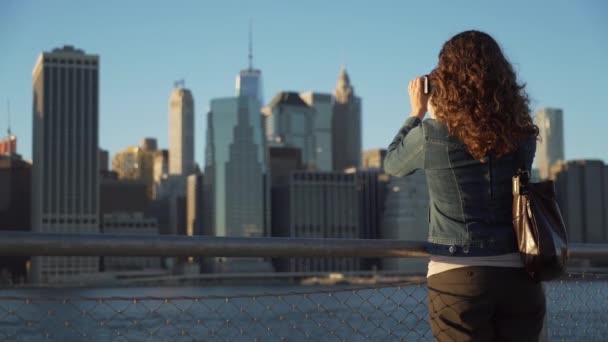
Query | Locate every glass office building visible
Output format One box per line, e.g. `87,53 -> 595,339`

236,69 -> 263,105
204,96 -> 272,272
300,92 -> 333,171
264,92 -> 317,170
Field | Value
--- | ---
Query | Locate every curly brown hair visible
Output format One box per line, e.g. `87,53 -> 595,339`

429,30 -> 538,160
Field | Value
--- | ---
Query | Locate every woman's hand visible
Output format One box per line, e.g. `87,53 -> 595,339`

408,76 -> 430,119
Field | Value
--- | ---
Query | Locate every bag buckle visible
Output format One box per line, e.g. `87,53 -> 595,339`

513,169 -> 529,195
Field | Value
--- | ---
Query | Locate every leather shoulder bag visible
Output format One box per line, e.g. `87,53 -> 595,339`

512,151 -> 569,281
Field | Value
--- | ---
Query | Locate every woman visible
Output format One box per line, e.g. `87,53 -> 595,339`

384,30 -> 544,341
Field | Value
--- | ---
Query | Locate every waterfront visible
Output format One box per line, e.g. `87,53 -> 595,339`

0,275 -> 605,341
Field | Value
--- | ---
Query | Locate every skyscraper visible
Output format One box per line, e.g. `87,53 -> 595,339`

264,92 -> 316,169
169,81 -> 195,176
155,174 -> 187,236
551,160 -> 608,244
300,92 -> 333,171
268,146 -> 303,188
272,171 -> 361,273
0,155 -> 31,283
112,139 -> 157,199
356,169 -> 389,271
535,108 -> 564,180
31,45 -> 100,283
332,66 -> 362,171
187,173 -> 204,237
204,96 -> 272,273
235,22 -> 263,105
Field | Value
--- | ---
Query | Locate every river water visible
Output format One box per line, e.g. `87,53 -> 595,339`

0,280 -> 605,341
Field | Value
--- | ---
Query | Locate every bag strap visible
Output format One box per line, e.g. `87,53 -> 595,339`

514,142 -> 530,173
513,142 -> 530,195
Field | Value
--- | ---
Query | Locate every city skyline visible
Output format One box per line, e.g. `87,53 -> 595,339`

1,1 -> 607,168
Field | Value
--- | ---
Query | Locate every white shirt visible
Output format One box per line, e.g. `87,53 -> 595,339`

427,253 -> 523,278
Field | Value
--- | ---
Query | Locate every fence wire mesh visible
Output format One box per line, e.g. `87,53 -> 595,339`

0,273 -> 605,341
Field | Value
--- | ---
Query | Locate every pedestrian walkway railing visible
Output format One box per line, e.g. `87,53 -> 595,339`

0,231 -> 606,341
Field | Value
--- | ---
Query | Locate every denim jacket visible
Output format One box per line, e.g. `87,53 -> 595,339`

384,117 -> 536,257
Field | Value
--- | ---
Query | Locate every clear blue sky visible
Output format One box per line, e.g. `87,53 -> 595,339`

1,0 -> 607,167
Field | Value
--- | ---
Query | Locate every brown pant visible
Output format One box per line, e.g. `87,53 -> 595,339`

427,266 -> 546,342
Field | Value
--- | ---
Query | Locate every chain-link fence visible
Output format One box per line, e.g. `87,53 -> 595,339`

0,273 -> 606,341
545,273 -> 608,340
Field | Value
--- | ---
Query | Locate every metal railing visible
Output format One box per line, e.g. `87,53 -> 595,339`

0,231 -> 606,260
0,231 -> 607,341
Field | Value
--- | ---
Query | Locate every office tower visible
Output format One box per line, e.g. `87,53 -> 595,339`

268,146 -> 303,187
356,170 -> 389,240
332,66 -> 362,171
272,171 -> 361,273
264,92 -> 317,169
112,147 -> 142,178
356,170 -> 390,271
31,45 -> 100,283
112,142 -> 156,200
362,149 -> 387,170
0,156 -> 31,283
169,81 -> 195,175
184,173 -> 204,271
98,149 -> 109,173
187,173 -> 204,237
381,172 -> 429,273
268,145 -> 304,246
102,212 -> 161,271
268,146 -> 304,240
535,108 -> 564,180
155,174 -> 187,236
551,160 -> 608,244
204,96 -> 272,273
300,92 -> 333,171
235,22 -> 263,105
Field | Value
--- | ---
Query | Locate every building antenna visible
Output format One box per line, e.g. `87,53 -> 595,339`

7,100 -> 11,137
248,19 -> 253,70
174,79 -> 185,88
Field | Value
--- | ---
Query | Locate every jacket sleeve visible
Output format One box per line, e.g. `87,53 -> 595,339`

383,116 -> 425,177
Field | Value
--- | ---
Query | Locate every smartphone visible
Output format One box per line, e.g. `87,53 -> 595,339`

423,75 -> 430,95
